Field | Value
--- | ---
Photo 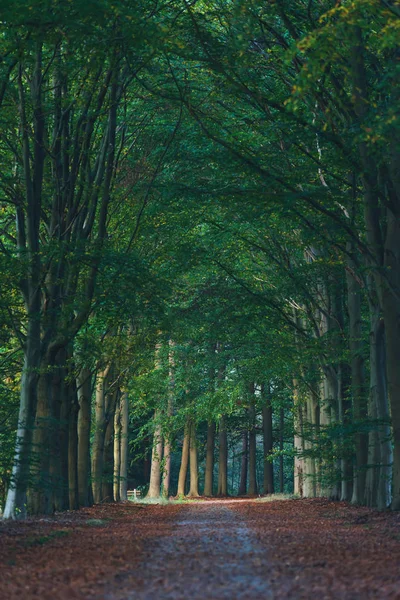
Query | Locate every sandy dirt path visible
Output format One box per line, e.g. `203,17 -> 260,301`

106,501 -> 273,600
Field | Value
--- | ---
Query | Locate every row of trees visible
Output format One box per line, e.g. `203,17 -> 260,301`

1,0 -> 399,517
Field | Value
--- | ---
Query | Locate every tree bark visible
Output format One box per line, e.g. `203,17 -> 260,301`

346,254 -> 368,505
146,410 -> 163,499
204,421 -> 216,496
238,430 -> 248,496
68,380 -> 79,510
262,384 -> 274,495
217,416 -> 228,496
119,392 -> 129,501
92,366 -> 111,504
248,383 -> 258,496
113,397 -> 121,502
177,421 -> 190,496
77,368 -> 92,507
188,421 -> 200,497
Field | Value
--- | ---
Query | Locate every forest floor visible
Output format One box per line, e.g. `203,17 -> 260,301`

1,497 -> 400,599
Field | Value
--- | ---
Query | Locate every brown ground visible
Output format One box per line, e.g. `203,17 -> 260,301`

1,498 -> 399,599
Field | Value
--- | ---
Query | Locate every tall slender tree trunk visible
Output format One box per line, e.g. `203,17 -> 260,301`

346,255 -> 368,505
188,421 -> 199,497
279,408 -> 284,494
77,368 -> 92,507
92,366 -> 111,504
146,410 -> 163,499
217,416 -> 228,496
262,384 -> 274,494
204,421 -> 216,496
238,430 -> 248,496
293,379 -> 304,497
119,392 -> 129,501
113,397 -> 121,502
248,383 -> 258,496
177,421 -> 190,496
102,407 -> 115,502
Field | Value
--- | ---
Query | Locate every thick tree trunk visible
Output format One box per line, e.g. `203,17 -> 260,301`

188,421 -> 199,497
238,430 -> 248,496
28,356 -> 56,515
68,381 -> 79,511
4,51 -> 43,520
3,339 -> 40,519
119,392 -> 129,501
303,389 -> 318,498
380,213 -> 400,509
248,384 -> 258,496
204,421 -> 216,496
262,384 -> 274,495
177,422 -> 190,496
77,368 -> 92,507
217,416 -> 228,496
346,258 -> 368,505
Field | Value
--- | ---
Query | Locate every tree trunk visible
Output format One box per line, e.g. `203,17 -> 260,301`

92,366 -> 110,504
3,340 -> 40,519
102,408 -> 115,502
248,384 -> 258,496
262,384 -> 274,495
113,397 -> 121,502
204,421 -> 216,496
217,416 -> 228,496
188,421 -> 199,497
346,256 -> 368,505
238,430 -> 248,496
68,380 -> 79,511
119,392 -> 129,501
77,368 -> 92,507
293,379 -> 305,497
380,212 -> 400,509
303,389 -> 318,498
177,422 -> 190,496
146,410 -> 163,499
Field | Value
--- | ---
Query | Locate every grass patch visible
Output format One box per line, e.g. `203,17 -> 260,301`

255,493 -> 300,502
85,518 -> 110,526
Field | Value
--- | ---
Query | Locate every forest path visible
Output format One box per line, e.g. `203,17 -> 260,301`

1,498 -> 400,599
106,500 -> 272,600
